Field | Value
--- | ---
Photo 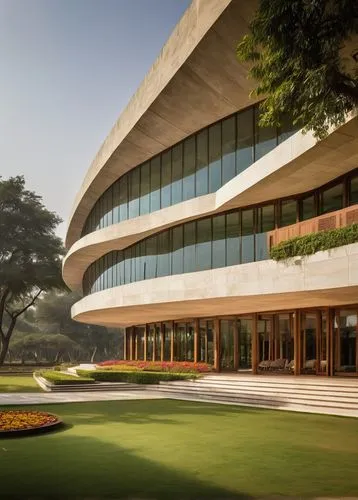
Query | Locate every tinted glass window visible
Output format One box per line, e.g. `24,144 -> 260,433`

161,151 -> 172,209
254,107 -> 277,161
209,123 -> 222,193
140,162 -> 150,215
183,136 -> 196,201
242,209 -> 254,263
349,175 -> 358,205
128,167 -> 140,219
256,205 -> 275,261
113,181 -> 120,224
320,183 -> 343,214
171,144 -> 183,205
222,116 -> 236,184
300,194 -> 316,221
150,157 -> 161,212
83,103 -> 293,236
183,222 -> 196,273
237,107 -> 254,174
172,226 -> 183,275
119,176 -> 128,222
278,113 -> 298,144
196,129 -> 208,196
226,212 -> 240,266
279,199 -> 297,227
157,231 -> 170,277
212,215 -> 226,269
196,218 -> 212,271
146,236 -> 157,279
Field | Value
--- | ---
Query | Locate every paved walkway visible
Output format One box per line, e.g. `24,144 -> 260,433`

0,390 -> 166,406
0,390 -> 357,418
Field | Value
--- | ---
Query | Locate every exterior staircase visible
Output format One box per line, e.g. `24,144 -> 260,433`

154,374 -> 358,418
34,373 -> 139,393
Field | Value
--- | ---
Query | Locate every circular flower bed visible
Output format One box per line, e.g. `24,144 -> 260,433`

0,410 -> 62,436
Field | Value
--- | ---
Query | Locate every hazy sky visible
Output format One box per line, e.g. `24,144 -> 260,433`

0,0 -> 191,239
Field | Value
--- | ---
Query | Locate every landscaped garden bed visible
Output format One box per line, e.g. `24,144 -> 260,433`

36,370 -> 95,385
76,369 -> 198,384
96,360 -> 212,373
0,410 -> 62,436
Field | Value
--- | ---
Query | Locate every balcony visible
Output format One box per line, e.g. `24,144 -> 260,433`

269,204 -> 358,248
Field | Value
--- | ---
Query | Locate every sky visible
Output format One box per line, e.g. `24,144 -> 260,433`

0,0 -> 191,240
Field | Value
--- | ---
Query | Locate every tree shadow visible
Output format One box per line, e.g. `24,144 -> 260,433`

46,398 -> 286,427
0,431 -> 252,500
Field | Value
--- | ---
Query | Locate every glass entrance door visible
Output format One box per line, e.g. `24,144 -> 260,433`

300,313 -> 317,373
334,310 -> 357,375
257,313 -> 294,373
219,319 -> 235,370
258,315 -> 273,364
238,318 -> 252,370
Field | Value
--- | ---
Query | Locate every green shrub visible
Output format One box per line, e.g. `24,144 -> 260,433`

53,363 -> 76,372
80,370 -> 198,384
270,223 -> 358,261
37,370 -> 95,385
76,369 -> 97,378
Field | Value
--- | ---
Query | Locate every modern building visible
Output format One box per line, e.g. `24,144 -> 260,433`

63,0 -> 358,376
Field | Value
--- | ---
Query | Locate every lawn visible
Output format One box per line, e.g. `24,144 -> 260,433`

0,375 -> 41,393
0,400 -> 357,499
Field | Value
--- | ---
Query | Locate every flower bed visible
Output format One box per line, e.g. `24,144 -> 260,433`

96,360 -> 212,373
76,369 -> 198,384
0,410 -> 62,436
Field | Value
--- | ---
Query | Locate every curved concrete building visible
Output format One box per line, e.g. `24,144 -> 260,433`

64,0 -> 358,376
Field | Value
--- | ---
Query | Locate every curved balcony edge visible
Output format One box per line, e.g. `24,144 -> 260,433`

71,242 -> 358,327
63,116 -> 358,292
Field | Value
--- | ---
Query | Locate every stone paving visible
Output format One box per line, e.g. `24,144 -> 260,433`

0,390 -> 357,418
0,390 -> 166,406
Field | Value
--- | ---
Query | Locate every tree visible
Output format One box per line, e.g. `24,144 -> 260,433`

34,291 -> 122,362
0,176 -> 65,364
237,0 -> 358,138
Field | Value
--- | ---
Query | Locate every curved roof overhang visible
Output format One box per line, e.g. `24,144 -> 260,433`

65,0 -> 259,249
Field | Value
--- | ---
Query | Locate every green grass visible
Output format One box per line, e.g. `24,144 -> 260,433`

0,375 -> 41,392
38,370 -> 94,385
0,400 -> 357,499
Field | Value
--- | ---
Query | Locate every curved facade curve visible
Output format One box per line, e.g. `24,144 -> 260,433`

65,0 -> 358,376
81,105 -> 297,237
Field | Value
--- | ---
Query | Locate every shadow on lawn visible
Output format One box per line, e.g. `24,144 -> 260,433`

63,398 -> 284,427
0,432 -> 252,500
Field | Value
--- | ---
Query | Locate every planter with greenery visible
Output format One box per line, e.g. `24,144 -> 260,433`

77,369 -> 198,384
37,370 -> 95,385
96,360 -> 212,373
270,224 -> 358,261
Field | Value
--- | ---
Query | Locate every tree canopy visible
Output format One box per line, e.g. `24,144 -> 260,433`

0,176 -> 65,364
237,0 -> 358,138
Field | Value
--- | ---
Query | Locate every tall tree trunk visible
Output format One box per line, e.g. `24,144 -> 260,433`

0,338 -> 10,365
90,346 -> 97,363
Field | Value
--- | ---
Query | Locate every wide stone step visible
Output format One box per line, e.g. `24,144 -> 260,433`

199,377 -> 358,390
155,385 -> 358,410
48,385 -> 139,392
203,375 -> 358,387
157,382 -> 358,402
34,375 -> 141,392
155,391 -> 358,417
162,380 -> 358,398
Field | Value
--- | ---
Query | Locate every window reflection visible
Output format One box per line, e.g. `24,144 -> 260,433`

320,183 -> 343,214
82,104 -> 298,237
279,199 -> 297,228
82,169 -> 358,296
